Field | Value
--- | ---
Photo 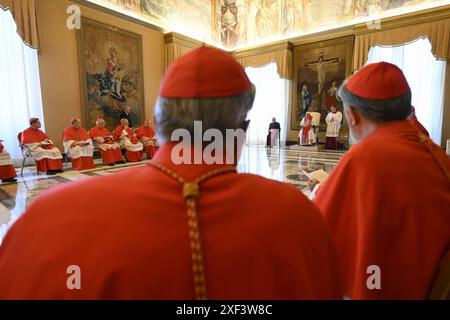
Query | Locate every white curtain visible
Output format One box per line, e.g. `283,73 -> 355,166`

245,63 -> 290,146
367,38 -> 446,145
0,8 -> 44,160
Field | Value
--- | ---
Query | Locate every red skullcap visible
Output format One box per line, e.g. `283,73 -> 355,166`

347,62 -> 410,100
160,46 -> 252,98
29,118 -> 39,125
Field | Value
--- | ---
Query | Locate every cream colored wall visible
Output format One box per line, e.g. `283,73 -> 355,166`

36,0 -> 164,148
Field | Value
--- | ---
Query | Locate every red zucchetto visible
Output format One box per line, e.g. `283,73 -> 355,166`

160,46 -> 252,99
346,62 -> 411,100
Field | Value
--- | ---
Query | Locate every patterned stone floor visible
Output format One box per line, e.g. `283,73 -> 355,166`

0,145 -> 344,243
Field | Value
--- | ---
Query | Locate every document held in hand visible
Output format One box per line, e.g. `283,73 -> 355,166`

302,169 -> 329,183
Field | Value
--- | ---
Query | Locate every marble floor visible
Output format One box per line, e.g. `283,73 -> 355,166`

0,145 -> 344,243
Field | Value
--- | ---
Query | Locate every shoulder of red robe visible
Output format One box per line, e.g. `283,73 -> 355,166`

160,46 -> 252,99
347,62 -> 411,100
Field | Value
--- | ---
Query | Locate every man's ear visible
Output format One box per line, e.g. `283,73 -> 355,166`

344,106 -> 360,127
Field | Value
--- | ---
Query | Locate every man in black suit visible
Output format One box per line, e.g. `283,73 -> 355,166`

267,117 -> 281,148
119,105 -> 134,128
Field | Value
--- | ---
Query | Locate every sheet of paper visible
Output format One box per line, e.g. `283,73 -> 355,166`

302,169 -> 329,183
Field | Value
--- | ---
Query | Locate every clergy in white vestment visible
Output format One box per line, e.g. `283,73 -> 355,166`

325,106 -> 342,149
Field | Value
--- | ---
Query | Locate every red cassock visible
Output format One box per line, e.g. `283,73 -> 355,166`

89,126 -> 123,165
62,127 -> 96,171
301,114 -> 313,144
136,125 -> 158,159
315,120 -> 450,299
21,127 -> 63,173
408,115 -> 430,137
113,125 -> 143,162
0,143 -> 342,299
0,143 -> 16,181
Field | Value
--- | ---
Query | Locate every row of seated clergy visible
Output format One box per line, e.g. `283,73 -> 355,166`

89,117 -> 158,165
19,117 -> 158,173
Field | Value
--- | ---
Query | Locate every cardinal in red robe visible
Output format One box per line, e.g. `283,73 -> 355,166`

89,118 -> 124,166
136,118 -> 159,159
62,118 -> 96,171
0,47 -> 341,299
315,62 -> 450,299
0,142 -> 17,183
20,118 -> 63,175
113,118 -> 143,162
298,112 -> 315,145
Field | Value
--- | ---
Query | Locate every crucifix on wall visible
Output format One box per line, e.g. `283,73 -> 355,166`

304,54 -> 340,95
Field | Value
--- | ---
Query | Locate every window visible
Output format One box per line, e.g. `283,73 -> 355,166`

367,38 -> 446,144
245,63 -> 290,146
0,8 -> 45,160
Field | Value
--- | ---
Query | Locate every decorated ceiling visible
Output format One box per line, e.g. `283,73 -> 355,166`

88,0 -> 450,49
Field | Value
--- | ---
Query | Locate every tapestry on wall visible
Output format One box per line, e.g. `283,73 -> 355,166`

291,36 -> 354,134
77,17 -> 145,130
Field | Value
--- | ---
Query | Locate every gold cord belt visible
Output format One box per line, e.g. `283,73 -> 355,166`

148,162 -> 237,300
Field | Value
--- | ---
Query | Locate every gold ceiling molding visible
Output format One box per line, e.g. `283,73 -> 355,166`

71,0 -> 163,32
288,26 -> 355,48
164,32 -> 203,48
353,4 -> 450,70
233,40 -> 292,57
353,4 -> 450,35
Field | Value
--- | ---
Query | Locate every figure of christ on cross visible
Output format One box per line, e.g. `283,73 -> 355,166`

304,55 -> 339,96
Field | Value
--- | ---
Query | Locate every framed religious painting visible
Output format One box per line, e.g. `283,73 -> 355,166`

291,36 -> 354,136
77,17 -> 145,131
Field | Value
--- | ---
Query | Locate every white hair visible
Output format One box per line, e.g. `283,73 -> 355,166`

155,85 -> 256,144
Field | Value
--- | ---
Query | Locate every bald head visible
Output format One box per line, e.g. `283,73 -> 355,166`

120,118 -> 129,127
